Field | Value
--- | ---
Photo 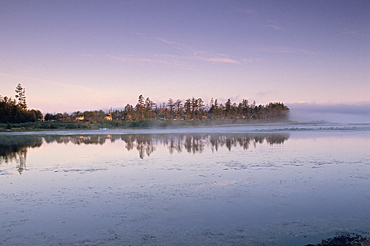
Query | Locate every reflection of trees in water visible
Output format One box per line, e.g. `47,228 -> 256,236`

163,133 -> 289,154
0,135 -> 43,174
0,133 -> 289,168
43,135 -> 110,145
43,133 -> 288,158
128,135 -> 156,159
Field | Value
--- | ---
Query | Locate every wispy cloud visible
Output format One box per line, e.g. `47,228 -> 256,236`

110,36 -> 259,68
342,29 -> 369,38
108,54 -> 194,69
263,46 -> 316,55
109,55 -> 161,63
155,37 -> 185,47
190,49 -> 253,65
154,37 -> 194,52
265,21 -> 283,31
109,53 -> 244,68
242,58 -> 263,63
154,35 -> 254,65
204,57 -> 240,64
155,37 -> 179,45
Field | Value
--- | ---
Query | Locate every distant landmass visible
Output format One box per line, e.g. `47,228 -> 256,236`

1,85 -> 289,130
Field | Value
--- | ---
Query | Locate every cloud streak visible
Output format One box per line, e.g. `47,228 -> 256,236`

265,21 -> 283,31
263,46 -> 317,55
110,36 -> 257,68
342,29 -> 369,38
110,52 -> 251,67
204,57 -> 241,64
108,54 -> 194,69
155,36 -> 244,65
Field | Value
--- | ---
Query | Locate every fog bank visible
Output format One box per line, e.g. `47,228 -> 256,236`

288,102 -> 370,123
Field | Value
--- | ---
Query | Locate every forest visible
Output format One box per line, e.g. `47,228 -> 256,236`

44,95 -> 289,122
1,84 -> 289,129
0,84 -> 43,124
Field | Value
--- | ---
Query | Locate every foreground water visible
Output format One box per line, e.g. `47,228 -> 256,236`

1,124 -> 369,245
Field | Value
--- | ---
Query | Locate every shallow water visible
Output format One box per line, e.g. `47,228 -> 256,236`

1,124 -> 369,245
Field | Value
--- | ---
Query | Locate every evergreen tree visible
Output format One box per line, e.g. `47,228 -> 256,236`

184,98 -> 192,120
174,99 -> 182,118
167,98 -> 175,119
15,84 -> 27,109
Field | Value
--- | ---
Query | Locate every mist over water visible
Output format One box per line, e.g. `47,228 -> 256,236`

1,126 -> 369,245
288,103 -> 370,124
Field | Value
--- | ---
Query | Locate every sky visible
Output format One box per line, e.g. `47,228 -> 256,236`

1,0 -> 369,121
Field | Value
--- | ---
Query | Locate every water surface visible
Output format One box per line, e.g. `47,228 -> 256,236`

1,124 -> 369,245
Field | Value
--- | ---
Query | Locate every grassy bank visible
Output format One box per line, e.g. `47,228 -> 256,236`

0,119 -> 291,132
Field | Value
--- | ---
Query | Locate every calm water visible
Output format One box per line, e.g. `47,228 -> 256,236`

1,124 -> 369,245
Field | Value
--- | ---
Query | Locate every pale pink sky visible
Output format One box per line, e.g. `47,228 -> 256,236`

1,1 -> 369,115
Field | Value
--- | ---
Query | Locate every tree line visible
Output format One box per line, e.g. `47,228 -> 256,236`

45,95 -> 289,123
1,85 -> 289,125
0,84 -> 43,123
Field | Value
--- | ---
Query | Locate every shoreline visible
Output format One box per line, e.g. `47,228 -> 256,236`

1,121 -> 369,135
0,120 -> 293,132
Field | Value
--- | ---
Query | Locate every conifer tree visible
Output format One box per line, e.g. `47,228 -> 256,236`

15,83 -> 27,109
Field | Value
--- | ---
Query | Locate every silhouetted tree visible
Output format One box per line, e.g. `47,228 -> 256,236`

15,84 -> 27,110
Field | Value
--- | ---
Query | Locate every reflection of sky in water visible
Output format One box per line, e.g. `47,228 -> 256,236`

0,130 -> 369,245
